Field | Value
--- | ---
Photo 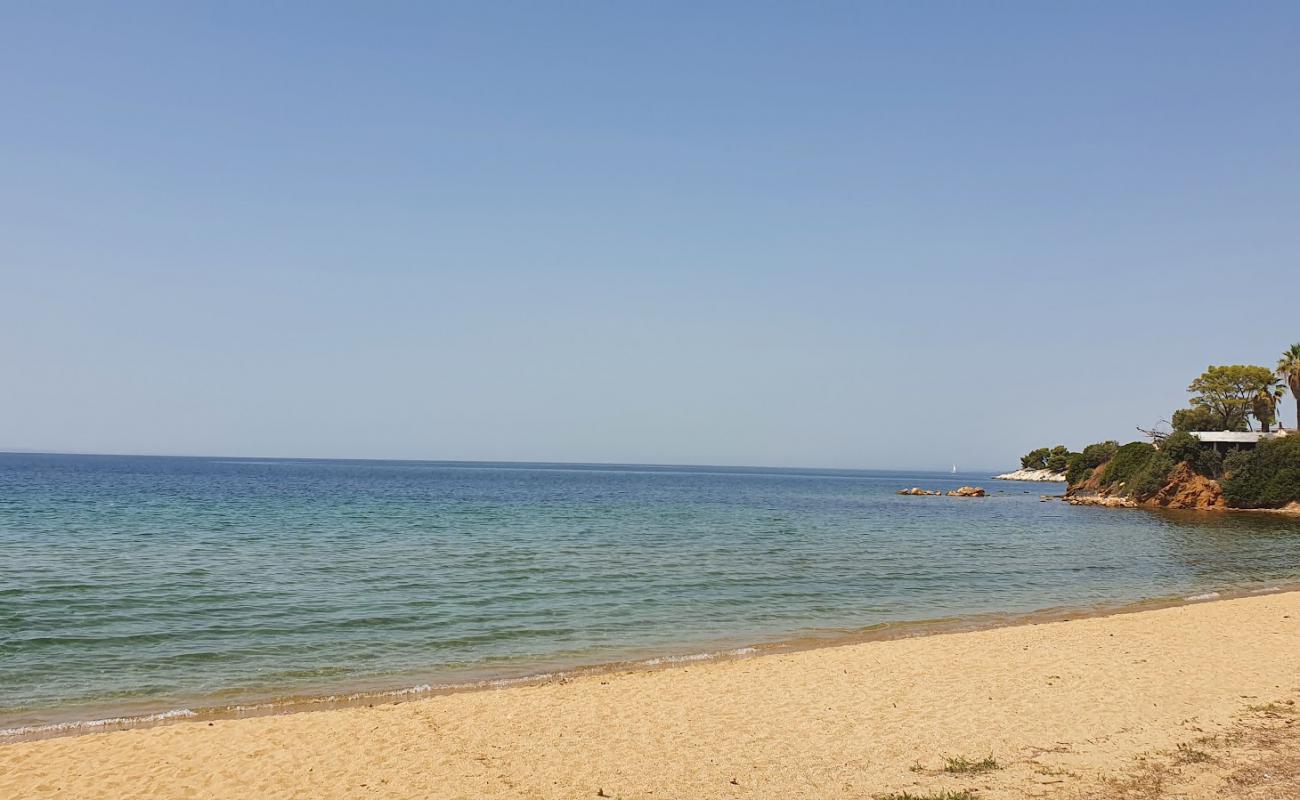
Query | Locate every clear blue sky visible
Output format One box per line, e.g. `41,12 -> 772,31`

2,2 -> 1297,469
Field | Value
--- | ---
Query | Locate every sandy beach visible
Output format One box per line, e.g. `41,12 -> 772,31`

3,592 -> 1299,799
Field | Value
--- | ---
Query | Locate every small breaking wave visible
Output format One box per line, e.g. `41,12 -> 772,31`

1184,592 -> 1222,602
222,683 -> 435,714
0,708 -> 197,739
638,647 -> 759,667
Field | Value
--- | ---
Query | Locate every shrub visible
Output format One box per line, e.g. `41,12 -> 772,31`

1157,431 -> 1223,478
1222,448 -> 1252,478
1080,440 -> 1119,468
1193,447 -> 1223,479
1065,452 -> 1091,486
1161,431 -> 1202,463
1221,436 -> 1300,508
1125,453 -> 1175,499
1099,442 -> 1158,490
1065,440 -> 1118,486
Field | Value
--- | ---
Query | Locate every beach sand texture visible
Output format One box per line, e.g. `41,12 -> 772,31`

3,592 -> 1299,799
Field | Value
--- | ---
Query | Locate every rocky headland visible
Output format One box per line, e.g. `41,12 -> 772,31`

1066,462 -> 1225,511
1063,442 -> 1300,514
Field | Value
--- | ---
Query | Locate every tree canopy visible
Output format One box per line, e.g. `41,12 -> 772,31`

1020,447 -> 1049,470
1184,364 -> 1279,432
1020,445 -> 1072,471
1279,343 -> 1300,430
1171,405 -> 1233,432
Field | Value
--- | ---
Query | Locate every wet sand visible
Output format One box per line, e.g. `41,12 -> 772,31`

3,591 -> 1299,799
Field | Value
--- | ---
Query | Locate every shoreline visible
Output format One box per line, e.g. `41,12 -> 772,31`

5,589 -> 1300,799
993,468 -> 1067,482
1067,491 -> 1300,514
6,578 -> 1297,744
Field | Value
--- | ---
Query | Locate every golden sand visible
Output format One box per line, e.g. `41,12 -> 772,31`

3,592 -> 1299,799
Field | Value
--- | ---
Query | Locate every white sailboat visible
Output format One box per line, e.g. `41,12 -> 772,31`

951,464 -> 957,474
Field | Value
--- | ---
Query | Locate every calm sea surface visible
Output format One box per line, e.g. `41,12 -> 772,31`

3,453 -> 1299,733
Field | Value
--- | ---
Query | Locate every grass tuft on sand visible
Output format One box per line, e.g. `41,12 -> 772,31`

879,791 -> 977,800
943,755 -> 1001,774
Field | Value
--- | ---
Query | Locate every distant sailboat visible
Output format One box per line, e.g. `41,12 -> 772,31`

951,464 -> 957,474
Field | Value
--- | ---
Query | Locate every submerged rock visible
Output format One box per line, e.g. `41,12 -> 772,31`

896,487 -> 939,496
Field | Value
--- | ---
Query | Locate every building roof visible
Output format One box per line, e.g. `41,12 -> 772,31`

1188,431 -> 1276,443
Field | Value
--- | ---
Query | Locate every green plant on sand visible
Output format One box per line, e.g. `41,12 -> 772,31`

943,754 -> 1001,774
878,791 -> 977,800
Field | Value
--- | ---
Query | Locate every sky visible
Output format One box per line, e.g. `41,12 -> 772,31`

2,2 -> 1298,470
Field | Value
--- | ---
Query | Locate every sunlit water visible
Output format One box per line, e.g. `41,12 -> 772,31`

2,453 -> 1299,732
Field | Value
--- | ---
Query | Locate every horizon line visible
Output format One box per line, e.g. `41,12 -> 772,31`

0,449 -> 1006,475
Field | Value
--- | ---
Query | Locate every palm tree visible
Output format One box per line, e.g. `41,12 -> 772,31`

1278,343 -> 1300,430
1251,378 -> 1284,432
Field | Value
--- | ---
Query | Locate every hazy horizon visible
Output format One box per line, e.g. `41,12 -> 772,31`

0,449 -> 1013,473
4,3 -> 1298,470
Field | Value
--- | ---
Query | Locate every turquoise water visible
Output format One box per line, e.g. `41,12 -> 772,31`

3,453 -> 1300,733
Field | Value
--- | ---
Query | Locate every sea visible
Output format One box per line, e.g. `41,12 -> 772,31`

3,452 -> 1299,737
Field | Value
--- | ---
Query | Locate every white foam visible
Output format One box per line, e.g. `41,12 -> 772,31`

638,646 -> 758,667
1251,586 -> 1282,594
226,683 -> 435,713
1184,592 -> 1221,602
638,652 -> 713,667
0,708 -> 197,738
2,647 -> 769,739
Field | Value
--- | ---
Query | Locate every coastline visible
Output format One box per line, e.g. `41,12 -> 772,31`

4,581 -> 1297,744
993,468 -> 1066,482
1067,490 -> 1300,515
6,590 -> 1300,798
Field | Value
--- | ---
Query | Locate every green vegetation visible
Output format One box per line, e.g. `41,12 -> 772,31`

1045,445 -> 1071,473
1171,404 -> 1230,432
1064,441 -> 1176,500
1223,448 -> 1253,478
1177,364 -> 1281,432
1019,447 -> 1051,470
1160,431 -> 1221,478
1065,453 -> 1090,485
1019,445 -> 1075,473
1192,447 -> 1223,479
943,755 -> 1001,774
1046,344 -> 1300,510
1097,442 -> 1157,489
1279,343 -> 1300,431
1125,453 -> 1175,499
1160,431 -> 1201,463
1065,440 -> 1119,485
1081,440 -> 1119,467
1220,436 -> 1300,508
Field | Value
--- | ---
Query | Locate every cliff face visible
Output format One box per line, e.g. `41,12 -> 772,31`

1147,463 -> 1225,510
1066,461 -> 1225,511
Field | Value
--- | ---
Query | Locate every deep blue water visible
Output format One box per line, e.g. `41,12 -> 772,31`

2,452 -> 1299,731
